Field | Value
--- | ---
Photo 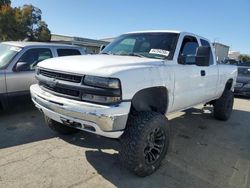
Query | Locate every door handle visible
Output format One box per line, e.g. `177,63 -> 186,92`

201,70 -> 206,76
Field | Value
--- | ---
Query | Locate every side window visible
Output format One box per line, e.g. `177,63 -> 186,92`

200,39 -> 210,47
179,36 -> 199,56
178,36 -> 199,65
18,48 -> 52,71
57,49 -> 81,56
200,39 -> 214,65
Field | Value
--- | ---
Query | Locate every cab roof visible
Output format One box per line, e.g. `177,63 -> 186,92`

126,30 -> 181,34
125,30 -> 210,42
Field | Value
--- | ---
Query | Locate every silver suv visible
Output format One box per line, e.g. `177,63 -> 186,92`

0,42 -> 85,109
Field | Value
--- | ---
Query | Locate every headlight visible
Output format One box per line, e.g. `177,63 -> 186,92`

82,75 -> 122,104
84,75 -> 120,89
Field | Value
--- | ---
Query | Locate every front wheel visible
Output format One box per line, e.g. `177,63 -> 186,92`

120,111 -> 170,177
213,90 -> 234,121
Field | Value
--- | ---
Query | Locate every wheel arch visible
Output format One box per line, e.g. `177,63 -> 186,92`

225,78 -> 234,91
131,86 -> 169,115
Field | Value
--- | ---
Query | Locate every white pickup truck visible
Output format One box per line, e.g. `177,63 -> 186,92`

30,30 -> 237,176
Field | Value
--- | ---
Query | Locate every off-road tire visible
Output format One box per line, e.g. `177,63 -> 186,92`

213,90 -> 234,121
45,116 -> 79,135
120,111 -> 170,177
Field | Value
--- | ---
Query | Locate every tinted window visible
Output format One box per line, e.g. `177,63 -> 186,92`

18,48 -> 52,71
178,36 -> 198,65
57,49 -> 81,56
180,36 -> 199,56
200,39 -> 210,47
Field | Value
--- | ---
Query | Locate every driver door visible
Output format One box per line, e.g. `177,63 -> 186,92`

172,35 -> 207,111
5,48 -> 53,94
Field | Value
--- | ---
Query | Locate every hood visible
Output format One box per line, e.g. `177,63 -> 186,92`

38,54 -> 164,76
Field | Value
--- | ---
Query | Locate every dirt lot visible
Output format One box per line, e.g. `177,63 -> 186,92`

0,97 -> 249,188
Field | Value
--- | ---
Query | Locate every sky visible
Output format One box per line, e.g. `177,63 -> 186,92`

12,0 -> 250,54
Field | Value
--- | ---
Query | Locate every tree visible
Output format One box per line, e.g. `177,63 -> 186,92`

21,5 -> 51,41
0,1 -> 51,42
238,55 -> 250,62
0,0 -> 11,7
0,3 -> 20,40
33,21 -> 51,42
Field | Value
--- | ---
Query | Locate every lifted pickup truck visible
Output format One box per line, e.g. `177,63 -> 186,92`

30,30 -> 237,176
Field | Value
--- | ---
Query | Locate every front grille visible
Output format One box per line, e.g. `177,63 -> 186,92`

42,84 -> 80,97
39,69 -> 82,83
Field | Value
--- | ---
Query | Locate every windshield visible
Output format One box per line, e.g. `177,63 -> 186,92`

0,44 -> 22,69
102,33 -> 179,60
238,67 -> 250,77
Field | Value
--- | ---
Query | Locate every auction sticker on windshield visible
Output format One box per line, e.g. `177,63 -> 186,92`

149,49 -> 169,57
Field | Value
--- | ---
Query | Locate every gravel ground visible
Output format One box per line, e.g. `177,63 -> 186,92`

0,97 -> 249,188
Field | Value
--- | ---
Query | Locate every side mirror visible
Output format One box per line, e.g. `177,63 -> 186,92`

15,62 -> 30,72
195,46 -> 211,66
100,45 -> 106,52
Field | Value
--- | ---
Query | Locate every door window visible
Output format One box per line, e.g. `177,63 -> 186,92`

179,36 -> 199,64
18,48 -> 52,71
200,39 -> 210,47
57,49 -> 81,56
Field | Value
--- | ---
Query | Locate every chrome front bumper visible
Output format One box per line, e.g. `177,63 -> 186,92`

30,84 -> 131,138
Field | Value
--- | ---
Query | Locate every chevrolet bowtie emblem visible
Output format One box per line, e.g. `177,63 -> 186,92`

47,78 -> 57,87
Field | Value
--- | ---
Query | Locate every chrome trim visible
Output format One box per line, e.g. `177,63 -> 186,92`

30,84 -> 131,138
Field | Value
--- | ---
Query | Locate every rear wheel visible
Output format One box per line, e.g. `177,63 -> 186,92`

213,90 -> 234,121
120,111 -> 170,177
45,116 -> 79,135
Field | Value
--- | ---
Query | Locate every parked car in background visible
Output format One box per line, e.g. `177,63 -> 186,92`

222,58 -> 240,65
0,42 -> 85,109
234,63 -> 250,96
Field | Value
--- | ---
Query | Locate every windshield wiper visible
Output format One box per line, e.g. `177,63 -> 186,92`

113,52 -> 147,58
127,53 -> 147,58
100,52 -> 112,55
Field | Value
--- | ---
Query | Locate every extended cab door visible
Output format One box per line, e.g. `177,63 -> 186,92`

199,38 -> 219,100
171,35 -> 210,111
5,48 -> 53,94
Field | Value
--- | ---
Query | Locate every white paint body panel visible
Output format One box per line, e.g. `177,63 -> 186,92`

31,31 -> 237,137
